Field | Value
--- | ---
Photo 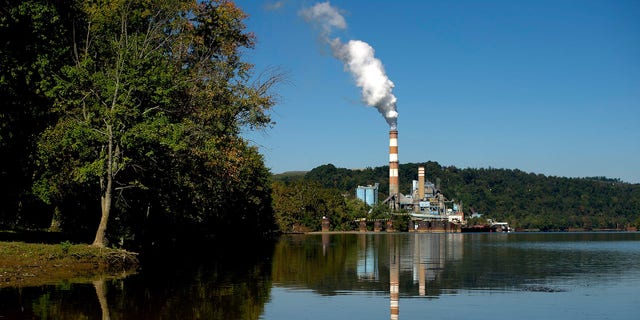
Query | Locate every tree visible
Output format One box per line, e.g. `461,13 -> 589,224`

35,0 -> 281,247
0,0 -> 78,227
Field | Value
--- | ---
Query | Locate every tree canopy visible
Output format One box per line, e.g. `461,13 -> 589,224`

1,0 -> 281,249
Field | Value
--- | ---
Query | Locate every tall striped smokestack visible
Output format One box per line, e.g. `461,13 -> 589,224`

418,166 -> 425,200
389,130 -> 399,199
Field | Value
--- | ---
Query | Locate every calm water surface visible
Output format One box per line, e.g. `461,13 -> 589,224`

1,232 -> 639,319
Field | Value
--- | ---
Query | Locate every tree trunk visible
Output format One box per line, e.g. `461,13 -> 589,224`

93,125 -> 114,247
49,206 -> 62,232
93,191 -> 111,247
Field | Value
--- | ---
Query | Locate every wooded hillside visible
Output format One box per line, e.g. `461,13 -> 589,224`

278,162 -> 640,230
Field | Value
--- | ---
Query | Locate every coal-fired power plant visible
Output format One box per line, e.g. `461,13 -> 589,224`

389,130 -> 399,202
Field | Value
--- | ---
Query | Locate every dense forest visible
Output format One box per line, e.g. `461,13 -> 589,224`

0,0 -> 281,252
274,162 -> 640,231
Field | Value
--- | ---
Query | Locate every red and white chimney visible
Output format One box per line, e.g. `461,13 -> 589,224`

389,130 -> 399,199
418,166 -> 425,200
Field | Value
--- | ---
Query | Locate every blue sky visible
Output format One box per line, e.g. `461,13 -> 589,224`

236,0 -> 640,184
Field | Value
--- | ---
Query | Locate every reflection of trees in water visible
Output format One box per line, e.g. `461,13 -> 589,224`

275,233 -> 639,298
0,242 -> 277,320
108,247 -> 276,320
1,279 -> 113,318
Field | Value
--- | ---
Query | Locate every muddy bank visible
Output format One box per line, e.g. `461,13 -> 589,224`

0,241 -> 139,288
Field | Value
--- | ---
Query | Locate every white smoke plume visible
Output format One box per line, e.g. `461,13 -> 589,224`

300,2 -> 398,129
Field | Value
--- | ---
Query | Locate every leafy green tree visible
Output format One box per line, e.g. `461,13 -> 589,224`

271,179 -> 369,232
368,202 -> 390,219
33,0 -> 281,247
336,196 -> 368,230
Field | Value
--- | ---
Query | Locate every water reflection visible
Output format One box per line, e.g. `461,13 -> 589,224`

0,242 -> 277,319
1,233 -> 639,319
387,233 -> 463,319
357,234 -> 379,280
411,233 -> 463,297
389,235 -> 399,320
93,279 -> 109,320
349,233 -> 465,319
345,232 -> 640,320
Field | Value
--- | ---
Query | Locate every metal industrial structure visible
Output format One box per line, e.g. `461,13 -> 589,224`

388,166 -> 465,232
407,166 -> 464,230
356,183 -> 379,206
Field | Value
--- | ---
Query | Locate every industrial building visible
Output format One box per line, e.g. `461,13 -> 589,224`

384,166 -> 464,231
385,130 -> 464,231
356,183 -> 379,207
349,129 -> 464,232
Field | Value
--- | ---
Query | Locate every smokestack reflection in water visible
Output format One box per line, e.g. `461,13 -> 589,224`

390,235 -> 399,320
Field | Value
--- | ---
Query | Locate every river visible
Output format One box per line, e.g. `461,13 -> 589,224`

1,232 -> 639,319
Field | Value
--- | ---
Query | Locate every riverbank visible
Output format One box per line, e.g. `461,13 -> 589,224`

0,241 -> 139,288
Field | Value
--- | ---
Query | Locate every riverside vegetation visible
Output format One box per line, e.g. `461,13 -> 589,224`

0,241 -> 138,288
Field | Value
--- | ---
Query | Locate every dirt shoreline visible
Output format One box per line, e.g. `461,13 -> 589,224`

0,241 -> 139,288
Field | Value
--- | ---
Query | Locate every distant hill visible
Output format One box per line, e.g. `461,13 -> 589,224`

287,162 -> 640,230
274,171 -> 308,177
272,171 -> 307,183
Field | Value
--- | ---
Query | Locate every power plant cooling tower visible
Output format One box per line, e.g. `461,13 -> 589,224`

389,130 -> 399,199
